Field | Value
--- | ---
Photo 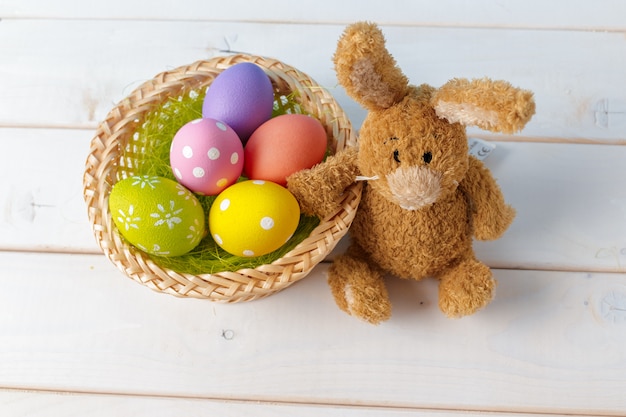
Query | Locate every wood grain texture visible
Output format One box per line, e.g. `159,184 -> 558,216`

2,2 -> 626,415
0,389 -> 595,417
0,20 -> 625,142
3,130 -> 625,274
2,0 -> 625,31
0,128 -> 98,253
1,253 -> 625,415
466,141 -> 626,272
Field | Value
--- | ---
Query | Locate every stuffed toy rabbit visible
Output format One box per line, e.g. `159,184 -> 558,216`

287,22 -> 535,324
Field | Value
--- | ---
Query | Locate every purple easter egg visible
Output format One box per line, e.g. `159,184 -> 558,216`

202,62 -> 274,144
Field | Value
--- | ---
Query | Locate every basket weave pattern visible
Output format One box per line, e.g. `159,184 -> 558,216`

83,54 -> 361,302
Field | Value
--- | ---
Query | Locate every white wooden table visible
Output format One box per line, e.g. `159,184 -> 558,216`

2,1 -> 626,415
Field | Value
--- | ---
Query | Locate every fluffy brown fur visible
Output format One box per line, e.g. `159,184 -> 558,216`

287,22 -> 534,324
287,147 -> 359,220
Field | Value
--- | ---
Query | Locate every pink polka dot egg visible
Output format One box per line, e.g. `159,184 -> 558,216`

170,118 -> 244,196
209,180 -> 300,257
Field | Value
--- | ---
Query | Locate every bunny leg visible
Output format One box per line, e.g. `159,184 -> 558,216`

328,242 -> 391,324
437,254 -> 496,318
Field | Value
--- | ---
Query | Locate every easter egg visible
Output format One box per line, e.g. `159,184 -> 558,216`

170,118 -> 244,196
202,62 -> 274,143
244,114 -> 327,186
109,176 -> 205,257
209,180 -> 300,257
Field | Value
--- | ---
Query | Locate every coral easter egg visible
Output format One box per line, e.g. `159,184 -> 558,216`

109,176 -> 205,257
243,114 -> 327,185
202,62 -> 274,143
170,118 -> 244,196
208,180 -> 300,257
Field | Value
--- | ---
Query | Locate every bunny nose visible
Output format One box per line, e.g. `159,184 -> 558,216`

385,165 -> 441,210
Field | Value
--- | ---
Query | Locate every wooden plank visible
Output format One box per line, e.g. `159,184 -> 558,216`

1,0 -> 625,32
3,4 -> 625,417
333,140 -> 626,273
464,140 -> 626,273
0,390 -> 593,417
1,252 -> 625,415
3,127 -> 625,273
0,20 -> 625,142
0,128 -> 100,253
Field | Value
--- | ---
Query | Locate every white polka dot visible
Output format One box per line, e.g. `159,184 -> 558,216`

216,121 -> 228,131
193,167 -> 205,178
208,147 -> 220,160
182,146 -> 193,158
230,152 -> 239,164
220,199 -> 230,211
260,217 -> 275,230
174,168 -> 183,179
243,250 -> 255,257
252,180 -> 265,185
213,234 -> 223,245
191,118 -> 204,124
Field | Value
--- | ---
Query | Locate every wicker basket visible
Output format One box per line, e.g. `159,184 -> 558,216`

83,54 -> 361,302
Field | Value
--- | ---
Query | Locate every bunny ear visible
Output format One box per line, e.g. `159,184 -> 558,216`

432,78 -> 536,134
333,22 -> 410,111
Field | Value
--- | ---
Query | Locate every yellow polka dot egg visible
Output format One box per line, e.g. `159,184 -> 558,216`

209,180 -> 300,257
109,176 -> 205,257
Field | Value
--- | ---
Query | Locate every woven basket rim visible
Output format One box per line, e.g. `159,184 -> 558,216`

83,53 -> 361,302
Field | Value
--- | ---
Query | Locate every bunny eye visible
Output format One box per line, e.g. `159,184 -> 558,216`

423,151 -> 432,164
393,149 -> 401,163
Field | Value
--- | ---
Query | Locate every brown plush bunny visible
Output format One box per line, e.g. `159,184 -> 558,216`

287,22 -> 535,324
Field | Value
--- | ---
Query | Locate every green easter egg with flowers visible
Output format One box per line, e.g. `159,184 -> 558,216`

109,175 -> 205,257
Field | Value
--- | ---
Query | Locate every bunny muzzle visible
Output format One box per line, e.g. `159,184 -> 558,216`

385,165 -> 442,211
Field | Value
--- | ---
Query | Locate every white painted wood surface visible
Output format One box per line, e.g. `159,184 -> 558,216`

2,253 -> 626,415
1,19 -> 626,142
0,390 -> 587,417
1,1 -> 625,416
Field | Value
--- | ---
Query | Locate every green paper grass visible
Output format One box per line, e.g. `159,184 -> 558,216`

121,88 -> 320,275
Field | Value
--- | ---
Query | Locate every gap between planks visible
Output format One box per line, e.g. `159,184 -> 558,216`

0,122 -> 623,146
2,248 -> 626,275
1,16 -> 624,32
0,387 -> 614,417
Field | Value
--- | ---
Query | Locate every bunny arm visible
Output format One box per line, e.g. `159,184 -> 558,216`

286,147 -> 360,219
459,156 -> 515,241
